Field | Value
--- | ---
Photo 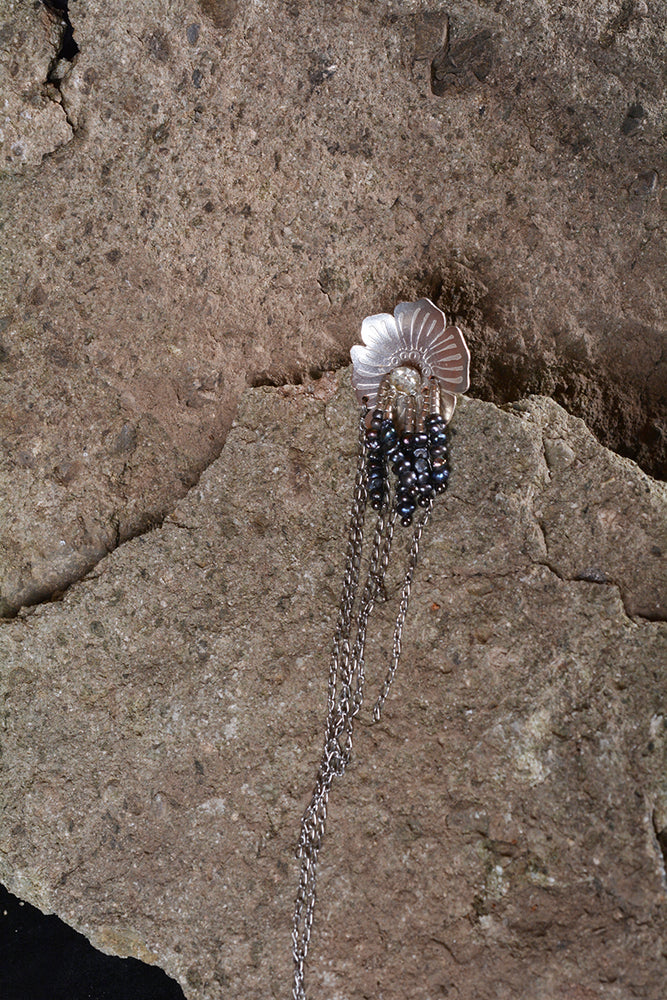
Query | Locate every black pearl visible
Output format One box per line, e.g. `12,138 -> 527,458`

399,469 -> 418,489
431,467 -> 449,487
414,457 -> 429,475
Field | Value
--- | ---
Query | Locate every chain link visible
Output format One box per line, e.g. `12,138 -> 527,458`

327,409 -> 369,719
372,500 -> 432,722
292,416 -> 433,1000
292,408 -> 374,1000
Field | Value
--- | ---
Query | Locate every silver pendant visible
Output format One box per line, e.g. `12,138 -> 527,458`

292,299 -> 470,999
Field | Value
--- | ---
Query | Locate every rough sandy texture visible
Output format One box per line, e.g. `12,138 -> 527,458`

0,2 -> 73,170
1,372 -> 665,999
1,0 -> 665,615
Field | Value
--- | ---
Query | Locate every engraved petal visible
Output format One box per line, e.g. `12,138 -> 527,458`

395,298 -> 444,356
351,298 -> 470,412
360,313 -> 399,350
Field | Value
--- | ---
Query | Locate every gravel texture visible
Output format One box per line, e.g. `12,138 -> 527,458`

1,371 -> 665,999
1,0 -> 665,615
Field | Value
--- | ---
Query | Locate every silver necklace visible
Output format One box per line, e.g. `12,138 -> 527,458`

292,298 -> 471,999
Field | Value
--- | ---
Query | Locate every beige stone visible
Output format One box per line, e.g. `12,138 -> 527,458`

0,3 -> 73,171
1,0 -> 665,614
0,372 -> 665,998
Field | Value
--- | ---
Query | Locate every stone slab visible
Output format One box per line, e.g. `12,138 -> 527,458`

1,0 -> 665,614
0,372 -> 665,998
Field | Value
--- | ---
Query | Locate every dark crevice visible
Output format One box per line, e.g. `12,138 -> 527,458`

467,339 -> 665,482
1,322 -> 661,622
246,362 -> 336,389
652,811 -> 667,880
245,263 -> 665,480
430,16 -> 496,97
42,0 -> 79,133
0,882 -> 186,1000
387,264 -> 666,481
42,1 -> 80,64
248,368 -> 305,388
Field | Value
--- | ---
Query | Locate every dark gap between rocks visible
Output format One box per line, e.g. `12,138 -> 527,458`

389,266 -> 666,481
42,0 -> 79,64
247,363 -> 329,388
0,882 -> 186,1000
0,313 -> 662,622
245,327 -> 665,481
652,811 -> 667,878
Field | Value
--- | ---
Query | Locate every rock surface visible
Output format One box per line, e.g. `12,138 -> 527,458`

0,2 -> 73,171
1,0 -> 665,615
0,372 -> 665,999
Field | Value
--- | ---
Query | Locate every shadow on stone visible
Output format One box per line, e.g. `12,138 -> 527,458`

0,883 -> 185,1000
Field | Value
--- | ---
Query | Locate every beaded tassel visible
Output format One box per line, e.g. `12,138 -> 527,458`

292,299 -> 470,999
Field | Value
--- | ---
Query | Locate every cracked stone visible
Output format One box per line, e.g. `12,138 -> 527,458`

523,397 -> 667,620
0,372 -> 665,999
1,1 -> 666,617
0,4 -> 73,171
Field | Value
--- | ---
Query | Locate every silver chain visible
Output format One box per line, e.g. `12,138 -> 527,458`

292,409 -> 370,1000
292,413 -> 433,999
373,501 -> 432,722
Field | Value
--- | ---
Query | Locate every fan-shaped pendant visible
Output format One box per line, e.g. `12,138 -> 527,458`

352,298 -> 470,524
292,299 -> 470,1000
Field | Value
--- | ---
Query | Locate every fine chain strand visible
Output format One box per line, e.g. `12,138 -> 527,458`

327,409 -> 369,719
372,500 -> 432,722
349,496 -> 396,722
292,498 -> 395,1000
292,413 -> 436,998
292,298 -> 468,998
292,409 -> 368,999
293,408 -> 399,1000
336,502 -> 396,759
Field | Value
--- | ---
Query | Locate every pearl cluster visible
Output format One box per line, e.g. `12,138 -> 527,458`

365,406 -> 450,526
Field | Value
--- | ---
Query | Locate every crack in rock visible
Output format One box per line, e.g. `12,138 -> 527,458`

511,397 -> 666,622
0,373 -> 665,998
0,367 -> 340,621
0,2 -> 75,170
42,0 -> 79,133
